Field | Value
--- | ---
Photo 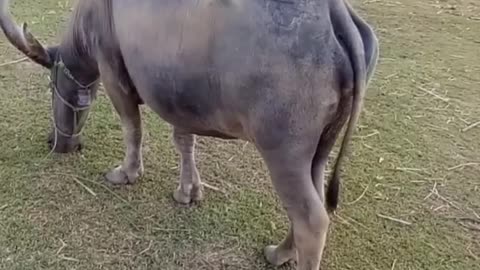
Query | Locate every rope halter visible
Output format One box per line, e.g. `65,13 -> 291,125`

49,55 -> 99,138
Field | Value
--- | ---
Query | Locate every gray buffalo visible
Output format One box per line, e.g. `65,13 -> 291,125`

0,0 -> 378,269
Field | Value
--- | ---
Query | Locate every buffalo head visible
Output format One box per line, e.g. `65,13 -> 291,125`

0,0 -> 99,153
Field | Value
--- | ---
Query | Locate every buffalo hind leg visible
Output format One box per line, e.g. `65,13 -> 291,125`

265,226 -> 296,265
172,128 -> 203,204
261,146 -> 330,270
100,63 -> 144,185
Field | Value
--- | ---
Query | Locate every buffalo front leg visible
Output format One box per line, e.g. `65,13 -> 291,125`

100,66 -> 143,185
172,128 -> 203,204
104,110 -> 143,185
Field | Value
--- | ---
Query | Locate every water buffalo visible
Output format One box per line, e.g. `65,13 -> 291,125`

0,0 -> 378,268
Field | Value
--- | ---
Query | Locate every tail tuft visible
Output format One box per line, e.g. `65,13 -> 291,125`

325,169 -> 340,213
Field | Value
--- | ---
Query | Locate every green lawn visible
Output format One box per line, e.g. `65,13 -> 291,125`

0,0 -> 478,269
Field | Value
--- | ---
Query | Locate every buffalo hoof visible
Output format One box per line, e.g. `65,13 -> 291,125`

104,166 -> 138,185
264,245 -> 296,266
173,185 -> 203,204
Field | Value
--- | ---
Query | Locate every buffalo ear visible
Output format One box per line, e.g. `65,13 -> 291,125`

46,45 -> 59,66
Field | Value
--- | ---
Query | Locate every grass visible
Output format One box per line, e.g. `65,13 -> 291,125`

0,0 -> 479,269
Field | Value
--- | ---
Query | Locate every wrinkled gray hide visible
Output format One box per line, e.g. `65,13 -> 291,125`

0,0 -> 379,269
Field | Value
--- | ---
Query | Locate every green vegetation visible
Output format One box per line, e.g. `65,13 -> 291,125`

0,0 -> 478,269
